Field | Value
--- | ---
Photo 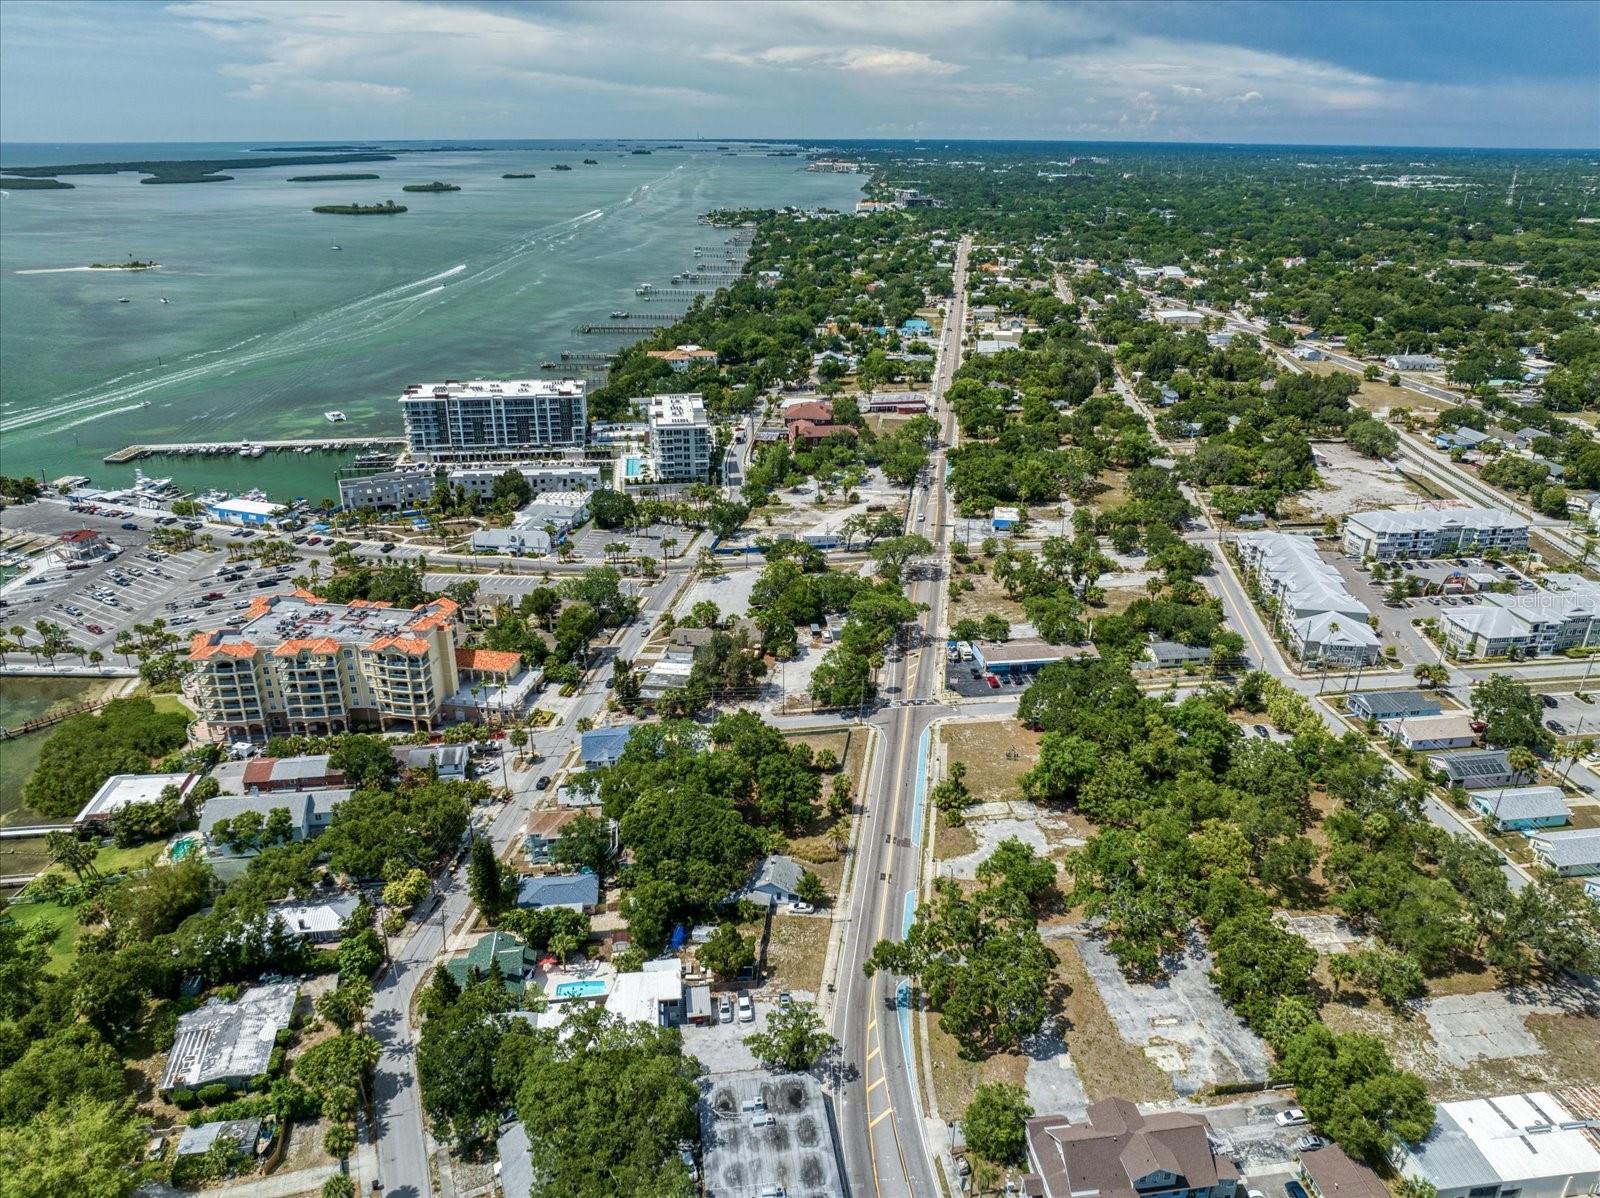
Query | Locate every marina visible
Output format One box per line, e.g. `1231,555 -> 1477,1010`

104,436 -> 404,465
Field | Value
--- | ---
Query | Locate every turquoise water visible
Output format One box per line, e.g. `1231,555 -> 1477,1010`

553,978 -> 607,999
624,458 -> 644,478
0,141 -> 861,498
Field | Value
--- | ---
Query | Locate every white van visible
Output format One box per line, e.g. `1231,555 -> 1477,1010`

956,641 -> 973,661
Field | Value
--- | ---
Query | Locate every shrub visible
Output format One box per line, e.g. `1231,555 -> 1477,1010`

197,1083 -> 233,1105
169,1088 -> 198,1109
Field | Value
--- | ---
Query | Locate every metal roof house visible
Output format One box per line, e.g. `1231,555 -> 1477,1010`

515,873 -> 599,912
1428,749 -> 1532,790
1378,713 -> 1477,752
1467,787 -> 1569,831
729,854 -> 805,906
1529,828 -> 1600,877
970,638 -> 1100,677
160,982 -> 298,1096
267,893 -> 362,943
1393,1091 -> 1600,1198
1346,690 -> 1442,721
1135,639 -> 1214,670
580,725 -> 635,770
445,931 -> 534,996
199,789 -> 352,848
175,1118 -> 263,1159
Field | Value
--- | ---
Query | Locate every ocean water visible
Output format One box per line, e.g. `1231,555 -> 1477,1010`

0,141 -> 862,499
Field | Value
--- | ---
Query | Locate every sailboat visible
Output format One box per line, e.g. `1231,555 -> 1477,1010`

330,245 -> 342,252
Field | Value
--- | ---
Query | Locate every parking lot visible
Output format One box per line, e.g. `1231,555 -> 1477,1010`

1,501 -> 312,657
944,658 -> 1035,698
565,522 -> 693,563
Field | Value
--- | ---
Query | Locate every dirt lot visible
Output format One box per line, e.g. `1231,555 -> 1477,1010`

938,719 -> 1041,805
925,1016 -> 1029,1125
1300,359 -> 1459,419
1281,441 -> 1429,522
1051,939 -> 1175,1104
948,567 -> 1028,627
763,913 -> 830,995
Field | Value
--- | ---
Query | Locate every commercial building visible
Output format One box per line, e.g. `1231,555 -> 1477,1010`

338,462 -> 602,511
1153,309 -> 1206,326
647,392 -> 712,482
187,592 -> 476,741
971,638 -> 1101,678
1346,690 -> 1442,721
1235,533 -> 1382,666
1385,354 -> 1442,371
211,754 -> 345,795
74,771 -> 196,827
1441,587 -> 1600,660
1468,787 -> 1570,831
399,378 -> 587,459
203,497 -> 290,528
1025,1097 -> 1241,1198
54,528 -> 113,563
160,982 -> 298,1096
469,491 -> 590,555
1342,507 -> 1529,562
1393,1091 -> 1600,1198
1379,713 -> 1477,751
1529,828 -> 1600,876
1429,749 -> 1533,790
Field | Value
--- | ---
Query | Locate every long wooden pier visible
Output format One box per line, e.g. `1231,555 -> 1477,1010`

105,436 -> 404,465
576,322 -> 672,335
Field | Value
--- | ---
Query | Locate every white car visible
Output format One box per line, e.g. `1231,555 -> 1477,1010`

788,901 -> 816,914
1275,1107 -> 1309,1127
737,992 -> 755,1023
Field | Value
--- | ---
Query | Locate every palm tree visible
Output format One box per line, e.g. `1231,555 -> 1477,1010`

661,536 -> 678,561
88,650 -> 105,670
113,632 -> 135,665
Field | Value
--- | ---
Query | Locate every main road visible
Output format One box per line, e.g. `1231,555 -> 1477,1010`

833,235 -> 970,1198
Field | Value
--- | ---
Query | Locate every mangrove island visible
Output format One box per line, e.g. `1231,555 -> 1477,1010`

551,164 -> 573,171
0,152 -> 395,186
582,158 -> 599,165
502,173 -> 537,179
1,177 -> 75,190
288,173 -> 381,182
401,181 -> 461,193
312,200 -> 407,216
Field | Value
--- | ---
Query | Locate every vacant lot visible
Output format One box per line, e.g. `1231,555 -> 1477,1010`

1299,359 -> 1459,419
1283,441 -> 1428,522
948,567 -> 1027,627
939,719 -> 1040,805
763,913 -> 829,996
1052,938 -> 1175,1104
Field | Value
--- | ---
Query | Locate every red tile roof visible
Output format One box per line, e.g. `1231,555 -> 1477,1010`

782,401 -> 835,425
272,637 -> 340,657
456,647 -> 522,674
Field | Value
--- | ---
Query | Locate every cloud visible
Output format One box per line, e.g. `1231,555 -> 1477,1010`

708,43 -> 963,78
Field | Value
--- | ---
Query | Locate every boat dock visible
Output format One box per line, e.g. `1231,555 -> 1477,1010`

104,436 -> 404,465
575,322 -> 671,335
558,351 -> 616,364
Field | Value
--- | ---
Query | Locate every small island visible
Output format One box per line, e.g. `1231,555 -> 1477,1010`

551,164 -> 573,171
90,260 -> 160,270
502,172 -> 537,179
288,172 -> 381,182
402,180 -> 460,193
582,158 -> 599,165
313,200 -> 407,216
1,176 -> 74,190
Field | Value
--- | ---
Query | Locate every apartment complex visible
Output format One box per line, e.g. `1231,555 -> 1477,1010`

399,378 -> 587,459
647,392 -> 712,482
338,462 -> 603,511
1236,532 -> 1382,665
1341,507 -> 1529,562
1440,583 -> 1600,659
188,591 -> 472,741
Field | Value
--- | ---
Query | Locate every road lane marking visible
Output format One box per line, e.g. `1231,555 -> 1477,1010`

867,1076 -> 886,1094
869,1109 -> 893,1128
865,1046 -> 880,1063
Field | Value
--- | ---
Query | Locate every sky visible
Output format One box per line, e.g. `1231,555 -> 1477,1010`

2,0 -> 1597,149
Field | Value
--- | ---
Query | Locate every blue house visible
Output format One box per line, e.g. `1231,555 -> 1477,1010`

1468,786 -> 1569,831
580,726 -> 635,770
900,318 -> 932,338
516,873 -> 600,912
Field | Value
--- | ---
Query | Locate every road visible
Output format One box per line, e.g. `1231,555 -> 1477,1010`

833,235 -> 969,1198
367,560 -> 694,1197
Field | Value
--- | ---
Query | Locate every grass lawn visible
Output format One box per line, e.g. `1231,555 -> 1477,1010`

7,898 -> 83,973
1092,586 -> 1153,617
934,819 -> 977,862
763,914 -> 830,995
939,720 -> 1040,805
1052,939 -> 1175,1104
924,1012 -> 1028,1124
1083,466 -> 1131,513
948,569 -> 1027,627
145,693 -> 193,718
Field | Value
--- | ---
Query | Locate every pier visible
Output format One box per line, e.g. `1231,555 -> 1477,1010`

105,436 -> 404,465
558,351 -> 616,364
576,322 -> 672,335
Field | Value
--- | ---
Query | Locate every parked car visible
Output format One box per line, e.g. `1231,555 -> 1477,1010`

1253,725 -> 1270,738
120,521 -> 138,531
985,674 -> 1000,689
1275,1107 -> 1309,1127
1549,720 -> 1567,734
778,991 -> 793,1012
1542,694 -> 1559,708
718,996 -> 734,1024
737,992 -> 755,1022
788,901 -> 815,914
380,543 -> 396,554
86,623 -> 104,634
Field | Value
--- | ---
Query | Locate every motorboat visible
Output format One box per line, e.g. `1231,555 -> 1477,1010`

331,245 -> 342,251
117,296 -> 131,303
325,411 -> 348,423
610,310 -> 629,319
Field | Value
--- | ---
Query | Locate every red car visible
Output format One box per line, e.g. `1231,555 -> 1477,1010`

986,673 -> 1001,689
86,623 -> 105,634
306,536 -> 322,545
203,591 -> 224,601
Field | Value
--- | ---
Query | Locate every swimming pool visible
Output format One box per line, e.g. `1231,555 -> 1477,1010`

554,979 -> 607,999
624,457 -> 644,479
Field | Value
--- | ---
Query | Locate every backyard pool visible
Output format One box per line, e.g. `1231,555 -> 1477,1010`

554,978 -> 608,999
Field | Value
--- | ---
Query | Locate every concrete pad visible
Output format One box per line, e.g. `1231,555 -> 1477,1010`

1422,992 -> 1544,1068
1275,912 -> 1364,955
1023,1027 -> 1089,1121
1071,928 -> 1270,1096
934,801 -> 1086,882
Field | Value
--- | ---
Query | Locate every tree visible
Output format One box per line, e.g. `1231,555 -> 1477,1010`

511,1006 -> 700,1198
317,979 -> 374,1033
743,1000 -> 836,1071
328,733 -> 399,788
697,923 -> 754,979
0,1096 -> 144,1198
382,867 -> 432,912
468,836 -> 512,915
45,830 -> 99,882
964,1082 -> 1033,1166
320,1176 -> 356,1198
417,977 -> 517,1149
1471,674 -> 1554,754
551,811 -> 612,880
796,870 -> 825,905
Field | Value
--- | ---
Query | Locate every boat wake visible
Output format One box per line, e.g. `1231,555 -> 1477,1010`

5,195 -> 646,438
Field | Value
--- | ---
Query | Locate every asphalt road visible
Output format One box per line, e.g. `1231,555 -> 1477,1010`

833,235 -> 968,1198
